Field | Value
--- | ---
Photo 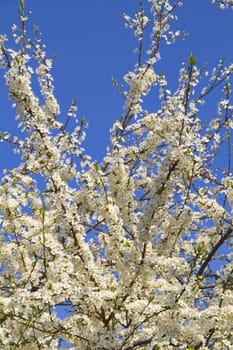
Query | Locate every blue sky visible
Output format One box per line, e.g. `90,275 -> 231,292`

0,0 -> 233,165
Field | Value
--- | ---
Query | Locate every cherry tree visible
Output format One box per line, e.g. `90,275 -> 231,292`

0,0 -> 233,349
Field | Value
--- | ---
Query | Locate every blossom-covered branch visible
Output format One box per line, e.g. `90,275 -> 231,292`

0,0 -> 232,349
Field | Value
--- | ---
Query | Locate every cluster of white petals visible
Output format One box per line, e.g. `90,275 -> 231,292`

0,0 -> 232,349
124,66 -> 157,113
212,0 -> 233,9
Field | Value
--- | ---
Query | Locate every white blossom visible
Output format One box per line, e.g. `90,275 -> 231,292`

0,0 -> 232,348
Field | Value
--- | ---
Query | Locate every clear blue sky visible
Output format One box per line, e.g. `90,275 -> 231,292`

0,0 -> 233,166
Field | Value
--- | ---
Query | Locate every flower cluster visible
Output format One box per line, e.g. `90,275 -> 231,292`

212,0 -> 233,9
0,0 -> 232,349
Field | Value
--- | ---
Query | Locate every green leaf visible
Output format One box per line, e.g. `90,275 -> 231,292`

94,162 -> 99,171
188,54 -> 196,65
40,204 -> 46,213
225,82 -> 231,97
80,115 -> 85,126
